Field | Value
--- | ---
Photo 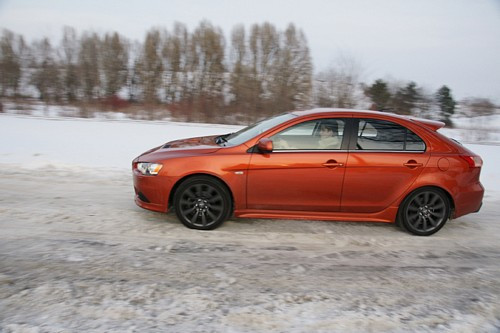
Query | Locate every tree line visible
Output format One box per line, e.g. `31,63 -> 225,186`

0,23 -> 311,123
0,23 -> 496,123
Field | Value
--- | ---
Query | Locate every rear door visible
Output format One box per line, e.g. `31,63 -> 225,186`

341,118 -> 430,213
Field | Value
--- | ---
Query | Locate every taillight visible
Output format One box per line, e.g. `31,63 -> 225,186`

459,155 -> 483,168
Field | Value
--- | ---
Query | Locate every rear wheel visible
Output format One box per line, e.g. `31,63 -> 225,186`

397,188 -> 450,236
174,176 -> 231,230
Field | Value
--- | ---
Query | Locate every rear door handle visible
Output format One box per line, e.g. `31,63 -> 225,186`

404,160 -> 423,168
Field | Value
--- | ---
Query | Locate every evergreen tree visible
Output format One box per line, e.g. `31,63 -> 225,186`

435,85 -> 455,125
392,81 -> 420,115
364,79 -> 391,111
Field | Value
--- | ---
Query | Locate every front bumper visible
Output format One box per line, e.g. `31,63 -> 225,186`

134,193 -> 167,213
133,169 -> 171,213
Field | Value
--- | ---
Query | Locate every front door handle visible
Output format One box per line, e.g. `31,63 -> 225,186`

404,160 -> 423,168
323,160 -> 344,168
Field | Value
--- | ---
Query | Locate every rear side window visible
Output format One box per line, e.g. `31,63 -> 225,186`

356,119 -> 425,151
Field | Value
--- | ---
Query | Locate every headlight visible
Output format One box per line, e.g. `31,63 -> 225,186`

137,162 -> 163,175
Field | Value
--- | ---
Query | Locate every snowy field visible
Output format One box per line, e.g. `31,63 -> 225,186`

1,113 -> 500,332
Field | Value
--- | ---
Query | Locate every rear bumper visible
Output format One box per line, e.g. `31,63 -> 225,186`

474,201 -> 482,213
453,182 -> 484,218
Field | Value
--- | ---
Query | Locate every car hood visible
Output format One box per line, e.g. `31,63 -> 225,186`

135,135 -> 222,161
162,135 -> 221,149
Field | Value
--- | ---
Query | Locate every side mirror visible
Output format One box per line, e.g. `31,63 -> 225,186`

257,138 -> 273,153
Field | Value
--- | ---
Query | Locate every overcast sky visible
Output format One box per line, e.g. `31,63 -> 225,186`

1,0 -> 499,102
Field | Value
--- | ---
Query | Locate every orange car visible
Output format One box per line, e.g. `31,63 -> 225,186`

132,109 -> 484,236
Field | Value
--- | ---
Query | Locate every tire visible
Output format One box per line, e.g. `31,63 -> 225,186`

397,187 -> 451,236
174,176 -> 232,230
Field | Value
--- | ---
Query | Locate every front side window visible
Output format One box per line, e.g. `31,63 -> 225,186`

270,119 -> 345,150
356,119 -> 425,151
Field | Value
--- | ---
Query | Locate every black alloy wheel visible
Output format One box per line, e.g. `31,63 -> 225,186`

398,188 -> 451,236
174,176 -> 231,230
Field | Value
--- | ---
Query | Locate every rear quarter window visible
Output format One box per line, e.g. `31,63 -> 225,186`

357,119 -> 425,151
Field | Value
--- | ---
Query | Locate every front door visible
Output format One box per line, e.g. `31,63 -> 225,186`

246,118 -> 348,212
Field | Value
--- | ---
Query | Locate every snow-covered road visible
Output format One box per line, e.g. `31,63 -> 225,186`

0,167 -> 499,332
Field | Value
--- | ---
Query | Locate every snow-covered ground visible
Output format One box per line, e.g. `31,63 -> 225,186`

1,112 -> 499,332
440,114 -> 500,146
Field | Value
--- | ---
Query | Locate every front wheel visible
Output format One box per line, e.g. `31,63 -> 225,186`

397,188 -> 451,236
174,176 -> 232,230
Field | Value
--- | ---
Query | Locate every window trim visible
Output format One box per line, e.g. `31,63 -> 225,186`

271,149 -> 350,153
345,150 -> 427,154
249,117 -> 428,154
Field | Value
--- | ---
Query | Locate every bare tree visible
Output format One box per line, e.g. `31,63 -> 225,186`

272,23 -> 312,112
79,33 -> 101,101
0,22 -> 318,122
101,32 -> 128,97
136,29 -> 163,105
31,38 -> 62,103
60,27 -> 80,102
0,30 -> 23,96
461,98 -> 498,116
191,21 -> 226,121
126,41 -> 142,103
314,54 -> 363,108
163,23 -> 191,107
250,23 -> 281,117
228,24 -> 260,122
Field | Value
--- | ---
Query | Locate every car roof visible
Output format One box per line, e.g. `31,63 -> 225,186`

291,108 -> 445,131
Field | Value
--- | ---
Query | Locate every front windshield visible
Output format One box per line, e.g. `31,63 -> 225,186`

225,113 -> 296,146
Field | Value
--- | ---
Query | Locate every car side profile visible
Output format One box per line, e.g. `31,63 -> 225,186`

132,109 -> 484,236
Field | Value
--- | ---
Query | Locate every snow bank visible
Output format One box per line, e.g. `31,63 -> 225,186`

1,113 -> 498,200
0,114 -> 242,170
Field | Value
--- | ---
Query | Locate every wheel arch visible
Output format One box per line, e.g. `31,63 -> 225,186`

168,173 -> 235,213
399,185 -> 455,219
